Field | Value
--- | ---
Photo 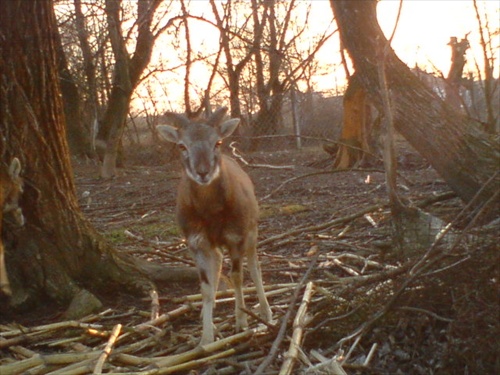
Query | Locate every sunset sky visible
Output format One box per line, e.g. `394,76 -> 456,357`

308,0 -> 499,90
377,0 -> 499,76
134,0 -> 499,111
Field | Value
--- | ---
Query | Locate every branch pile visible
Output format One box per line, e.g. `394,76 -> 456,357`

1,192 -> 498,374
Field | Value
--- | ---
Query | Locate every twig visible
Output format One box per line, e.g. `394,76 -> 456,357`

396,306 -> 453,323
93,323 -> 122,374
253,254 -> 319,375
150,289 -> 160,320
410,172 -> 499,275
260,203 -> 385,247
170,284 -> 297,304
261,169 -> 385,201
136,304 -> 193,331
154,329 -> 258,369
239,307 -> 278,332
364,343 -> 378,366
229,142 -> 295,170
123,231 -> 195,266
306,350 -> 348,375
279,281 -> 315,375
342,334 -> 361,364
335,180 -> 499,352
0,351 -> 101,375
332,258 -> 359,276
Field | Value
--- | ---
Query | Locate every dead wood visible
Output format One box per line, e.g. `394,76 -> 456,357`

1,147 -> 496,374
254,255 -> 319,375
279,281 -> 315,375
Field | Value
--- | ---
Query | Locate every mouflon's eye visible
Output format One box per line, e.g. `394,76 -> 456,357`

178,143 -> 187,151
215,140 -> 223,148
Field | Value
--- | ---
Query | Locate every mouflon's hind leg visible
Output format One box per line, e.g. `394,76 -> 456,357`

245,233 -> 272,323
230,253 -> 248,332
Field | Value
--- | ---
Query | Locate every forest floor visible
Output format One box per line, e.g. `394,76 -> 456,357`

1,141 -> 498,374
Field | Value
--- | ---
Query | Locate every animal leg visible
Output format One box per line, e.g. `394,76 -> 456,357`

246,242 -> 272,323
190,237 -> 223,345
230,254 -> 248,332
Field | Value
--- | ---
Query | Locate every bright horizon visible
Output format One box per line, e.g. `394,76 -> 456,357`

132,0 -> 499,112
378,0 -> 499,76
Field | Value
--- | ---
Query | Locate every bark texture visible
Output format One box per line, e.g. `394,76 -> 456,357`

0,0 -> 154,311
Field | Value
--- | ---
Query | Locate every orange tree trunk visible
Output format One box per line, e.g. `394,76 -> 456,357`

331,0 -> 499,219
0,0 -> 154,311
334,72 -> 374,168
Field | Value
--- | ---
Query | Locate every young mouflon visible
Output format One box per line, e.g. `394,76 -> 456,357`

157,107 -> 272,345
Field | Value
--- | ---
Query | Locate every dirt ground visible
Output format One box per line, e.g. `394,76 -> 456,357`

73,142 -> 448,297
1,141 -> 498,374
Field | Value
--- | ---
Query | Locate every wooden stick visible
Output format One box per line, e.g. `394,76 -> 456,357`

259,204 -> 384,246
279,281 -> 315,375
150,289 -> 160,320
171,283 -> 297,304
93,323 -> 122,374
254,254 -> 319,375
0,352 -> 101,375
153,329 -> 257,368
229,141 -> 295,170
135,304 -> 193,331
261,169 -> 385,201
155,344 -> 247,375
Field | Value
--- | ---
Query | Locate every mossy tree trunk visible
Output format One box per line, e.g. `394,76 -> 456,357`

0,0 -> 187,313
331,0 -> 499,219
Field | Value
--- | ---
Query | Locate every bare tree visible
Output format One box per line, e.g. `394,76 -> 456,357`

445,35 -> 470,111
98,0 -> 160,177
330,0 -> 499,220
210,0 -> 264,120
55,0 -> 111,156
250,0 -> 336,149
73,0 -> 101,153
472,0 -> 499,133
54,6 -> 91,157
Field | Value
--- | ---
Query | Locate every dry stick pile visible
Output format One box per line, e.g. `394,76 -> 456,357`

1,192 -> 482,374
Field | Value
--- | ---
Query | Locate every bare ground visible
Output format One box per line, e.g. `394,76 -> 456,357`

0,143 -> 498,374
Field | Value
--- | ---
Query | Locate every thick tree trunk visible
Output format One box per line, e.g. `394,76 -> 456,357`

331,0 -> 499,219
0,0 -> 194,313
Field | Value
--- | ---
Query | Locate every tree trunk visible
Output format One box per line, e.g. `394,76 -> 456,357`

333,72 -> 375,168
54,19 -> 91,157
251,0 -> 285,148
74,0 -> 100,156
99,85 -> 131,178
445,36 -> 469,111
98,0 -> 159,178
0,0 -> 195,313
331,0 -> 499,219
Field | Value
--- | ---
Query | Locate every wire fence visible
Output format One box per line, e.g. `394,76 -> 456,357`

125,92 -> 346,162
